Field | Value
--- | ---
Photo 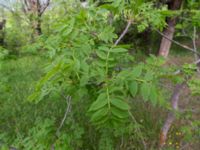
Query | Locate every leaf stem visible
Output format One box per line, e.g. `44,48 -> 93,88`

134,78 -> 146,82
106,86 -> 111,109
105,46 -> 111,109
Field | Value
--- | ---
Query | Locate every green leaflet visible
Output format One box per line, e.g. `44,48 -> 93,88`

131,65 -> 143,78
96,51 -> 114,61
94,60 -> 107,67
149,85 -> 157,106
80,75 -> 89,87
28,62 -> 64,102
117,70 -> 131,79
96,50 -> 107,60
109,47 -> 128,53
28,92 -> 40,102
93,116 -> 109,126
146,55 -> 165,66
88,93 -> 107,112
144,71 -> 154,81
110,98 -> 130,110
109,86 -> 124,95
98,46 -> 110,52
94,60 -> 116,68
61,18 -> 75,37
91,107 -> 108,122
98,46 -> 128,53
98,26 -> 117,43
36,62 -> 62,90
129,81 -> 138,97
111,107 -> 129,119
73,59 -> 80,72
140,83 -> 150,101
111,115 -> 124,123
80,60 -> 89,73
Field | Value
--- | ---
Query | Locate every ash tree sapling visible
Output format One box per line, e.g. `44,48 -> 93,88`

28,0 -> 168,146
26,0 -> 200,149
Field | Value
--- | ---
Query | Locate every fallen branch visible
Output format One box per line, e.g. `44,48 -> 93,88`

159,23 -> 200,148
159,82 -> 187,148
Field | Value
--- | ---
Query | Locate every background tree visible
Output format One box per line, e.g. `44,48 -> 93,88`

0,19 -> 6,45
21,0 -> 50,35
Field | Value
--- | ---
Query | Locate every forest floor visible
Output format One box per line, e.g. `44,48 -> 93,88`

0,51 -> 199,149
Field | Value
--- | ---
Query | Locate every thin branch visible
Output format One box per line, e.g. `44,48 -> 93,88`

114,20 -> 132,45
51,95 -> 71,150
192,26 -> 200,72
155,29 -> 200,56
0,3 -> 14,13
129,111 -> 147,150
56,95 -> 71,136
171,57 -> 200,76
40,0 -> 50,15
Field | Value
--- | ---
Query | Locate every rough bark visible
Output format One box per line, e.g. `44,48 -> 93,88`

158,0 -> 183,58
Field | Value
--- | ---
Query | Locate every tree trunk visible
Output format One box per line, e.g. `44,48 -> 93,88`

158,0 -> 183,58
36,0 -> 42,35
36,14 -> 42,35
0,19 -> 6,46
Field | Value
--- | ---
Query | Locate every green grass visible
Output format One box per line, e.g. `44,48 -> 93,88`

0,55 -> 73,147
0,55 -> 45,101
0,56 -> 46,141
